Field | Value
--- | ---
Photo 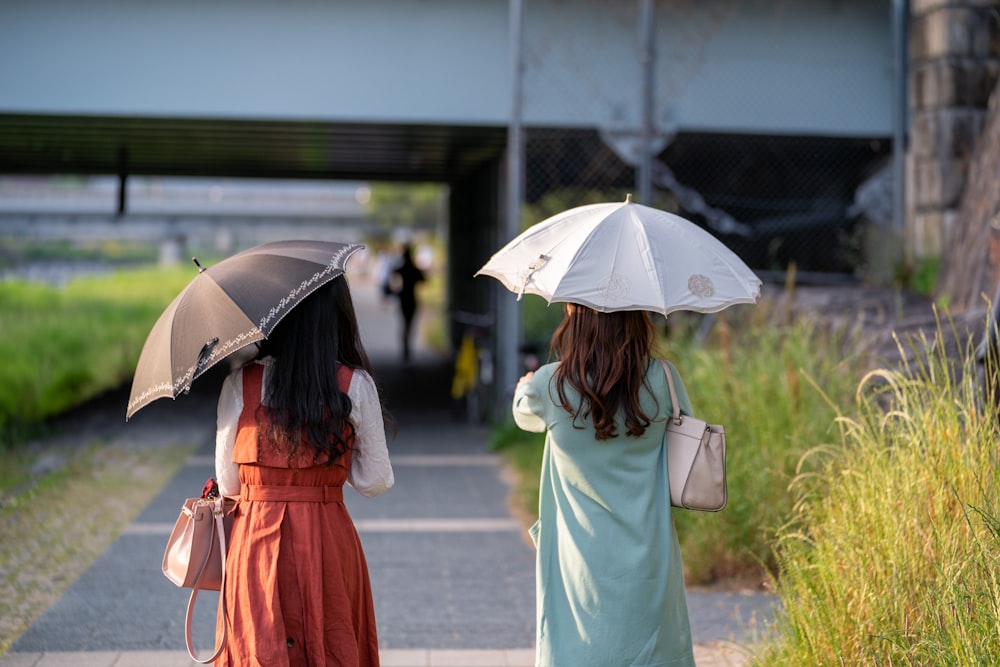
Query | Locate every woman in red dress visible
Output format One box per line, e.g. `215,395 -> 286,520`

214,275 -> 394,666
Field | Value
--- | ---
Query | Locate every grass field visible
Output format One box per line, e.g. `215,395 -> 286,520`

0,266 -> 196,447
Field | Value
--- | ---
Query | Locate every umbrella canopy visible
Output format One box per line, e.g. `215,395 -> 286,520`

475,195 -> 761,316
126,240 -> 362,420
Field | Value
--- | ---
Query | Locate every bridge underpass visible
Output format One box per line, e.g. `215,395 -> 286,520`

1,114 -> 513,415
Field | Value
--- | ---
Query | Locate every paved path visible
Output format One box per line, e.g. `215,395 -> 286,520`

1,275 -> 774,667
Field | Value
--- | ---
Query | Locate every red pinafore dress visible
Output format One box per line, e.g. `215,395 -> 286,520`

216,362 -> 380,667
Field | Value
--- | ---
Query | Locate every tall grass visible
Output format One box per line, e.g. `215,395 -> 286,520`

754,323 -> 1000,665
491,303 -> 864,584
667,308 -> 863,582
0,267 -> 195,443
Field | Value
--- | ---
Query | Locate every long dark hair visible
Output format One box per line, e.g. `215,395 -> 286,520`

550,305 -> 658,441
256,275 -> 393,463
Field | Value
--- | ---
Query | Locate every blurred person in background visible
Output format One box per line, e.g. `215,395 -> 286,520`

391,243 -> 426,363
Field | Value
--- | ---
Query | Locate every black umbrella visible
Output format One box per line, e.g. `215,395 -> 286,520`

126,240 -> 363,420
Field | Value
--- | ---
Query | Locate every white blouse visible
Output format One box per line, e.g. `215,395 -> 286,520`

214,360 -> 394,498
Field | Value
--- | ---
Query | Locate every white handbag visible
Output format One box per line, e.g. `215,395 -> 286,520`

659,360 -> 728,512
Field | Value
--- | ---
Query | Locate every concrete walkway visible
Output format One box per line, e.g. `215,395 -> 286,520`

1,275 -> 774,667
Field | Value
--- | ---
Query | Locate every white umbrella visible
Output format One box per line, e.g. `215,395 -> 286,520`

475,195 -> 761,316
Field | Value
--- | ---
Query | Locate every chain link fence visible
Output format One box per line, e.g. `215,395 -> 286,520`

518,1 -> 893,282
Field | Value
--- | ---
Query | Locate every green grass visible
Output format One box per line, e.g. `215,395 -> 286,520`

667,309 -> 864,582
0,266 -> 195,448
751,325 -> 1000,665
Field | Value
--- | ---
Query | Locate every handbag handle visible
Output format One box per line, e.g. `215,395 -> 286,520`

184,497 -> 229,664
658,360 -> 683,424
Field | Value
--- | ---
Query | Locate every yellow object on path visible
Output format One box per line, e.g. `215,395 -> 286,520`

451,334 -> 478,400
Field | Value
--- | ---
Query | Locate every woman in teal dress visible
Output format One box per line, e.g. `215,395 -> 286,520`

512,304 -> 696,667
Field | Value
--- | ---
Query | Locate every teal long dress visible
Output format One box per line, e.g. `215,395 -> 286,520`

513,359 -> 696,667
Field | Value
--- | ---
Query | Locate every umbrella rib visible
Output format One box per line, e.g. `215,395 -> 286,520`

125,325 -> 264,415
518,254 -> 551,300
545,215 -> 611,303
257,243 -> 361,331
125,381 -> 176,414
552,204 -> 631,310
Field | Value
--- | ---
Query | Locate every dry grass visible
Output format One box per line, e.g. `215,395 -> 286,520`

0,440 -> 193,654
753,326 -> 1000,665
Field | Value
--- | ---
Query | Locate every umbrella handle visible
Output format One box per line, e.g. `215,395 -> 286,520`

519,254 -> 550,301
195,338 -> 219,374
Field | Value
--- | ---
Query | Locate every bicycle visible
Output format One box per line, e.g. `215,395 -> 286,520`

450,310 -> 494,423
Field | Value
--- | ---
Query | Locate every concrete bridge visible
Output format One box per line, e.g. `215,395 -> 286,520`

1,0 -> 907,409
0,177 -> 376,262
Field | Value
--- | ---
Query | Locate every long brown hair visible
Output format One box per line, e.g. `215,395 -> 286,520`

551,305 -> 657,441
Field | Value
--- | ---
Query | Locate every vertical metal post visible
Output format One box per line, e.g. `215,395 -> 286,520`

498,0 -> 525,419
637,0 -> 655,205
117,145 -> 129,216
891,0 -> 908,242
891,0 -> 910,260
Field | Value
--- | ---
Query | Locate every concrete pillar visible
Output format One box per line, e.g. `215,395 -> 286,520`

905,0 -> 1000,261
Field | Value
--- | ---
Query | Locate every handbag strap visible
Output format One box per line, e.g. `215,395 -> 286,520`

658,360 -> 682,423
184,497 -> 229,664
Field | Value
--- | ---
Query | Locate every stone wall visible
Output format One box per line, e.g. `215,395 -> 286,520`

936,77 -> 1000,310
906,0 -> 999,264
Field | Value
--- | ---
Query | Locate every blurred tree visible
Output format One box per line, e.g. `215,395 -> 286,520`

366,182 -> 447,231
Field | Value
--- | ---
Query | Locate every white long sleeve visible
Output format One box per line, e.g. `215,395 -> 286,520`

214,369 -> 244,497
512,373 -> 547,433
213,365 -> 393,498
346,370 -> 394,497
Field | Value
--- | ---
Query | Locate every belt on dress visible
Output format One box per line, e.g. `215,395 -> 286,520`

242,484 -> 344,503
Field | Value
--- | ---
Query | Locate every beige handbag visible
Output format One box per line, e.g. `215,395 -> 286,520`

162,490 -> 235,663
659,360 -> 728,512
